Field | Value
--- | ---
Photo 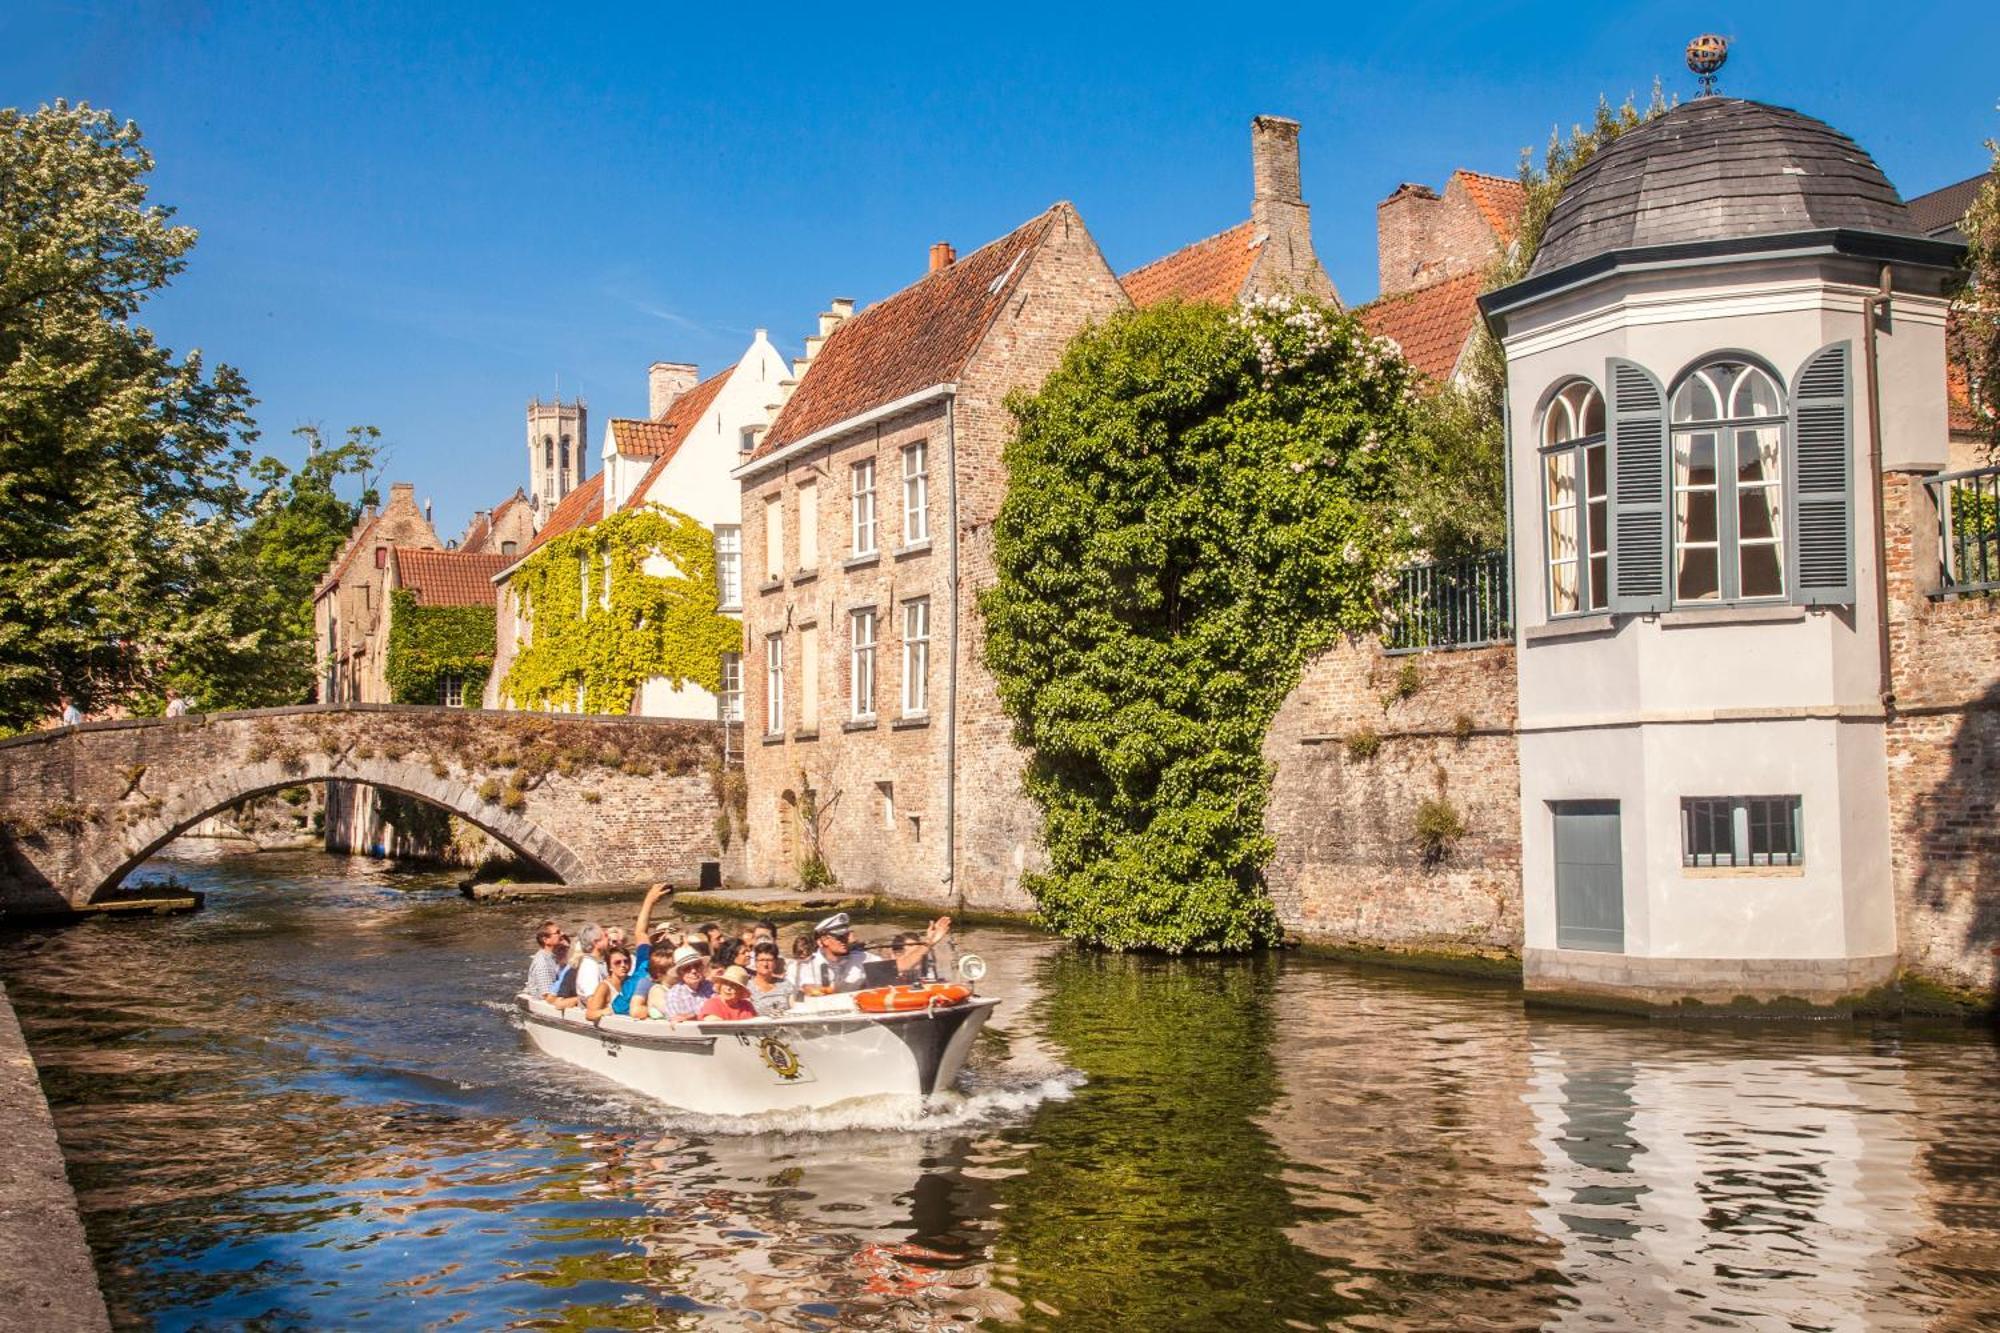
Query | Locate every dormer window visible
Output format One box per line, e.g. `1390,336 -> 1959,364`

1670,361 -> 1785,603
1540,380 -> 1607,615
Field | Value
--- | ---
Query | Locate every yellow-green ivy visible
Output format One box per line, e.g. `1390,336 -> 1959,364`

501,506 -> 741,714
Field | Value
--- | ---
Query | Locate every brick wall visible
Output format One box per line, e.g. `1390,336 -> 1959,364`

1375,178 -> 1502,300
1883,470 -> 2000,993
1263,637 -> 1522,956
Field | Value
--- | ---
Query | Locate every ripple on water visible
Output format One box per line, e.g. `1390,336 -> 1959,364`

3,849 -> 2000,1330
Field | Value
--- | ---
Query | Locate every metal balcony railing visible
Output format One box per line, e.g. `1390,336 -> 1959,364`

1381,550 -> 1513,655
1928,465 -> 2000,596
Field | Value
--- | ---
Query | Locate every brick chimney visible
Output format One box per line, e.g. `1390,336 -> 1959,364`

1376,183 -> 1440,298
929,241 -> 956,274
1243,115 -> 1338,305
648,361 -> 699,419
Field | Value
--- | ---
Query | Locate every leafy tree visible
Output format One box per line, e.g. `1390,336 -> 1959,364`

0,100 -> 257,729
982,297 -> 1418,952
166,424 -> 380,710
1951,138 -> 2000,459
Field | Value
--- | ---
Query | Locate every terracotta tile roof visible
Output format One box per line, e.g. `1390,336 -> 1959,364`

1453,170 -> 1527,245
611,367 -> 733,461
392,548 -> 510,607
522,472 -> 604,556
1353,270 -> 1485,384
1120,220 -> 1262,309
754,206 -> 1065,456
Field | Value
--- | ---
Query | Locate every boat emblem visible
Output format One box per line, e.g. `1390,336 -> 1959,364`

757,1034 -> 804,1081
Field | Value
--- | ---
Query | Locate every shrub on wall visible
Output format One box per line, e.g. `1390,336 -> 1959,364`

982,296 -> 1421,952
500,507 -> 741,714
385,590 -> 495,705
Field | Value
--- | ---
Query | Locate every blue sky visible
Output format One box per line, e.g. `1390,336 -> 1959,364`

4,1 -> 1995,530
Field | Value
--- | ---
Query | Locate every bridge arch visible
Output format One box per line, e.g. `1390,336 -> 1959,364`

85,754 -> 587,904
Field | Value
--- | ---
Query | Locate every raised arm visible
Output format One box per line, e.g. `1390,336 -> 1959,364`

632,882 -> 669,946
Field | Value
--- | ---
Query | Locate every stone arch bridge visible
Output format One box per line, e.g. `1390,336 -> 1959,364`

0,705 -> 741,912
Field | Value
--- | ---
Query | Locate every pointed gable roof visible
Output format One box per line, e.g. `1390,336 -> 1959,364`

392,549 -> 510,607
1120,221 -> 1263,308
610,367 -> 734,460
1354,270 -> 1486,383
752,206 -> 1065,457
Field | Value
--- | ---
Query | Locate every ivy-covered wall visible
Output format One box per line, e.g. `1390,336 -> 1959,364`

500,506 -> 741,714
385,590 -> 495,706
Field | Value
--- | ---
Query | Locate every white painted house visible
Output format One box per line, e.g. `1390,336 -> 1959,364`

487,330 -> 790,720
1479,97 -> 1964,1004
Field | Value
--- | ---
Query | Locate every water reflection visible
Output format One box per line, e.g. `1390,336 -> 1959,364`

2,850 -> 1999,1329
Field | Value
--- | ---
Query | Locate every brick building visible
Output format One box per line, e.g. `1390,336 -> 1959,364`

312,482 -> 443,706
736,202 -> 1130,908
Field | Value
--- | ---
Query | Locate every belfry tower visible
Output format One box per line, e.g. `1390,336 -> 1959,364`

526,396 -> 588,509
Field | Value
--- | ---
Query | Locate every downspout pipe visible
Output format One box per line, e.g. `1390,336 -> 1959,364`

1863,264 -> 1893,708
944,396 -> 961,909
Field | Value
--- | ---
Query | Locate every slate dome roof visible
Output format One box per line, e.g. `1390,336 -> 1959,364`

1528,98 -> 1913,278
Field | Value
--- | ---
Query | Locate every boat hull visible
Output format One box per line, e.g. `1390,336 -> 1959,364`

515,994 -> 999,1115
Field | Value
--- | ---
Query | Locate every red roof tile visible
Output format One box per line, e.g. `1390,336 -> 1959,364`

392,548 -> 510,607
611,367 -> 733,461
755,206 -> 1065,456
1353,270 -> 1485,383
522,472 -> 604,556
1452,170 -> 1527,245
1120,220 -> 1262,308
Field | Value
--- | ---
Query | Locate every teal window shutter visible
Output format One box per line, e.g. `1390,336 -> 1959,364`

1607,358 -> 1669,613
1790,342 -> 1854,605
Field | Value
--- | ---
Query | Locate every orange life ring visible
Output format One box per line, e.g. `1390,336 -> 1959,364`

854,983 -> 972,1013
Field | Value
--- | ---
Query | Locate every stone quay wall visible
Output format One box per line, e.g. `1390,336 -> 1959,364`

1883,470 -> 2000,995
1264,636 -> 1522,958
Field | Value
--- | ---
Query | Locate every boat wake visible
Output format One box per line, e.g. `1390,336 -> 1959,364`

650,1069 -> 1086,1137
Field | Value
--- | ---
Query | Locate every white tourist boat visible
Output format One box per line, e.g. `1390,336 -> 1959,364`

514,987 -> 1000,1115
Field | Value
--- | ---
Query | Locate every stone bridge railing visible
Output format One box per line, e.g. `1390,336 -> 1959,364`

0,705 -> 742,911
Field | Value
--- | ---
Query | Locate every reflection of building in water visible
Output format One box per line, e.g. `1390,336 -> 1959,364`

1527,1033 -> 1927,1330
1259,967 -> 1561,1326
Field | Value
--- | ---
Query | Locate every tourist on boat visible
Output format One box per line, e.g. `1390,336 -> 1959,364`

790,931 -> 814,964
571,924 -> 609,1001
524,920 -> 567,999
713,938 -> 743,971
746,943 -> 793,1014
696,966 -> 758,1021
629,949 -> 676,1020
796,913 -> 879,994
584,947 -> 633,1022
888,917 -> 954,983
615,884 -> 673,1015
696,922 -> 724,956
656,945 -> 715,1020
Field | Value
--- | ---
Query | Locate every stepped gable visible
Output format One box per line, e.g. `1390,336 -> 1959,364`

391,549 -> 509,607
617,368 -> 735,511
1120,221 -> 1263,308
315,512 -> 381,598
520,472 -> 604,556
1531,97 -> 1912,278
1354,270 -> 1486,383
753,206 -> 1064,456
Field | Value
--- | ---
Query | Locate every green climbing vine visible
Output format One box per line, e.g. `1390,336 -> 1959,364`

500,506 -> 741,714
385,590 -> 495,705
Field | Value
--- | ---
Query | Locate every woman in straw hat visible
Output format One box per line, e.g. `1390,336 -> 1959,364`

697,965 -> 758,1022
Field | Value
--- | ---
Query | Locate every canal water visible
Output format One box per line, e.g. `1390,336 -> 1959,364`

2,848 -> 1998,1330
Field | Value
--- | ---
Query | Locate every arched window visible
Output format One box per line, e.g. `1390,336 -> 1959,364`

1540,379 -> 1607,615
1670,360 -> 1785,602
560,435 -> 571,472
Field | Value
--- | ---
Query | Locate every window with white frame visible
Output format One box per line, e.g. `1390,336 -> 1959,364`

440,674 -> 464,707
714,526 -> 741,608
799,624 -> 819,731
901,597 -> 929,716
797,479 -> 819,571
850,608 -> 877,718
764,633 -> 784,735
852,460 -> 878,555
763,494 -> 784,582
1540,380 -> 1608,615
902,442 -> 929,544
1682,795 -> 1802,867
718,652 -> 742,722
739,426 -> 758,455
1671,361 -> 1786,603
